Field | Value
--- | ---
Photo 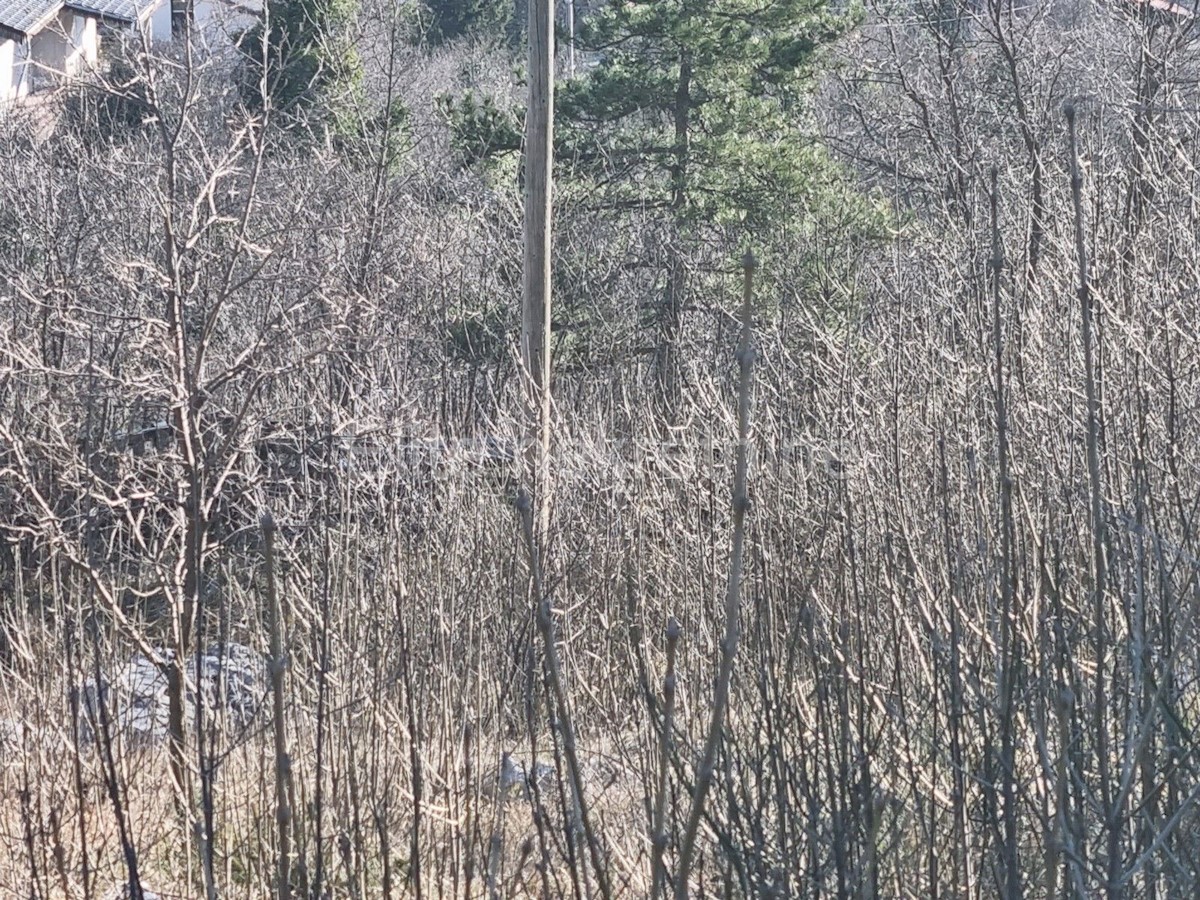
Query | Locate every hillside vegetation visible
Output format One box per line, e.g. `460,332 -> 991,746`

3,1 -> 1200,897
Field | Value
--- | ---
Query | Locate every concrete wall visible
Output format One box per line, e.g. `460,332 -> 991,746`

73,12 -> 98,66
149,0 -> 172,42
28,18 -> 69,87
0,38 -> 27,102
26,10 -> 97,88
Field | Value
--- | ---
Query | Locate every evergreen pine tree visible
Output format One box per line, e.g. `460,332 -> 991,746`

562,0 -> 848,227
240,0 -> 364,137
440,0 -> 869,413
421,0 -> 512,44
559,0 -> 854,412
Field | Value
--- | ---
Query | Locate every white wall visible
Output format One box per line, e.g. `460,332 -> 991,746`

149,0 -> 172,42
26,10 -> 97,87
0,38 -> 20,102
72,12 -> 98,66
28,17 -> 69,87
17,38 -> 30,98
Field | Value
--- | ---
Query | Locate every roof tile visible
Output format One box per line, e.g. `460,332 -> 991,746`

0,0 -> 63,35
67,0 -> 159,24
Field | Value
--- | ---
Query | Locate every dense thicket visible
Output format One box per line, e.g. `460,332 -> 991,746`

420,0 -> 512,44
3,1 -> 1200,897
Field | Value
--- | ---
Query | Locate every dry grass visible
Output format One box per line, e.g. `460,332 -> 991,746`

7,1 -> 1200,897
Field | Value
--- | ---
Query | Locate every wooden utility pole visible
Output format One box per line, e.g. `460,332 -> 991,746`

522,0 -> 554,534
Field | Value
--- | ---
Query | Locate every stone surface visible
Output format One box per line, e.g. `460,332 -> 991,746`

486,749 -> 632,801
101,884 -> 162,900
490,752 -> 559,798
489,752 -> 541,797
77,642 -> 265,745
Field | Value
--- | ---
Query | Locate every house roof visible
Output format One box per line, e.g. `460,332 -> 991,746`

0,0 -> 63,36
67,0 -> 159,25
0,0 -> 155,36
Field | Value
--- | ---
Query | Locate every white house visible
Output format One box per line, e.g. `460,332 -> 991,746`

1,1 -> 96,100
1,0 -> 169,103
78,0 -> 173,43
191,0 -> 258,46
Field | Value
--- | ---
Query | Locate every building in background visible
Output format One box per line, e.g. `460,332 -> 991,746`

0,0 -> 169,103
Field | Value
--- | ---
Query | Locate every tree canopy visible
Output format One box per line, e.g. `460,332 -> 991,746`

420,0 -> 512,44
239,0 -> 364,136
558,0 -> 854,230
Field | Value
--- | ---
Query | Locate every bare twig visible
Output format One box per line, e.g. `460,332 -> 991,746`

651,616 -> 682,900
515,489 -> 613,900
674,252 -> 757,899
262,511 -> 293,900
